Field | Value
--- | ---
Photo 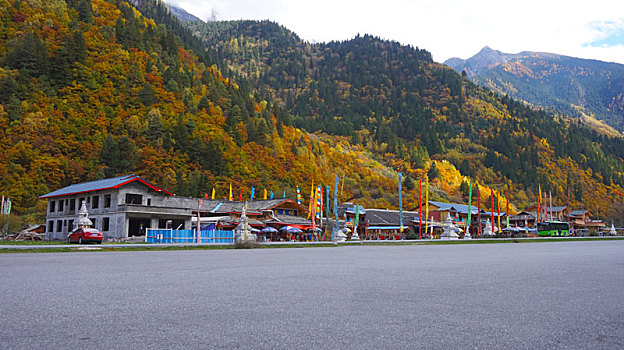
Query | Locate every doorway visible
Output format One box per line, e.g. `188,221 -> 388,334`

128,218 -> 151,236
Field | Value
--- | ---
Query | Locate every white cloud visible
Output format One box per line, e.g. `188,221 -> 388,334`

163,0 -> 624,64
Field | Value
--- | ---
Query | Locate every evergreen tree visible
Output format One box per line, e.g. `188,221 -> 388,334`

428,162 -> 440,180
100,136 -> 137,177
403,175 -> 414,191
77,0 -> 93,23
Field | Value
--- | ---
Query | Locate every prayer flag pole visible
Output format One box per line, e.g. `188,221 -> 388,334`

419,178 -> 423,238
425,175 -> 429,237
467,180 -> 472,236
333,176 -> 339,241
477,187 -> 481,236
398,172 -> 403,235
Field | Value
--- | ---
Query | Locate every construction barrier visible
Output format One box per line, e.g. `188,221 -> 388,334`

146,229 -> 234,244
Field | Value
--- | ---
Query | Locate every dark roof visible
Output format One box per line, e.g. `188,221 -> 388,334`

570,210 -> 589,216
337,203 -> 366,217
268,214 -> 313,226
366,209 -> 419,226
428,201 -> 488,215
509,211 -> 536,220
39,174 -> 173,198
210,199 -> 307,215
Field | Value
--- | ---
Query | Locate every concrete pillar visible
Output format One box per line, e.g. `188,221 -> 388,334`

124,216 -> 130,238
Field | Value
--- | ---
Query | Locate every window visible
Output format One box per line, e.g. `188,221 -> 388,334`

49,201 -> 55,213
125,194 -> 143,205
92,196 -> 99,209
48,221 -> 54,233
147,198 -> 151,206
104,194 -> 111,208
69,199 -> 76,212
58,200 -> 64,212
102,217 -> 110,232
68,220 -> 74,230
91,218 -> 96,228
57,220 -> 63,232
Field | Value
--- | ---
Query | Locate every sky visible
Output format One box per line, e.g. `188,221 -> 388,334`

164,0 -> 624,64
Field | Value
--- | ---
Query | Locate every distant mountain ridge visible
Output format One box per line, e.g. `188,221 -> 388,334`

445,47 -> 624,133
178,19 -> 624,219
166,3 -> 203,22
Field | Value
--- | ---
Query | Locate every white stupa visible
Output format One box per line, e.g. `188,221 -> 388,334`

350,228 -> 360,240
334,228 -> 347,242
235,203 -> 257,243
440,216 -> 459,240
75,200 -> 93,229
609,224 -> 617,236
482,219 -> 495,237
464,222 -> 472,239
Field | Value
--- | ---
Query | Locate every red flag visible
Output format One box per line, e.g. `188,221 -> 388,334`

239,188 -> 243,201
419,178 -> 423,238
491,189 -> 495,232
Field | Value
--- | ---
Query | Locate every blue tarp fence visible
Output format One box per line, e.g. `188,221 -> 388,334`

146,229 -> 234,244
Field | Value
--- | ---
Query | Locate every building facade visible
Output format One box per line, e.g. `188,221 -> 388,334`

41,175 -> 311,241
40,175 -> 195,240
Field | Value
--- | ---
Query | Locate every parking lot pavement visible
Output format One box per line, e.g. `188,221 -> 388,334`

1,240 -> 623,349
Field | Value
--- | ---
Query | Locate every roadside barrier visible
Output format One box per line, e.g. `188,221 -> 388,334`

146,229 -> 234,244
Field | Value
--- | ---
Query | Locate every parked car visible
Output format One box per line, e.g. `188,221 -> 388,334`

68,228 -> 103,244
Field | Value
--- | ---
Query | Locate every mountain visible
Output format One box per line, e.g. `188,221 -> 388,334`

0,0 -> 416,221
0,2 -> 623,226
166,3 -> 203,22
184,20 -> 624,221
445,47 -> 624,134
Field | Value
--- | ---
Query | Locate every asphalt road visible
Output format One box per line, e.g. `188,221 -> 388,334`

1,241 -> 623,349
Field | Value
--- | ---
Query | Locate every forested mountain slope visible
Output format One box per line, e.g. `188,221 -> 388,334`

0,0 -> 418,221
186,20 -> 624,221
0,2 -> 622,226
445,46 -> 624,134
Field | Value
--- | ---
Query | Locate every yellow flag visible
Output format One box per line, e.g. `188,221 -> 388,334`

307,181 -> 315,219
263,188 -> 267,200
211,188 -> 215,200
229,184 -> 233,201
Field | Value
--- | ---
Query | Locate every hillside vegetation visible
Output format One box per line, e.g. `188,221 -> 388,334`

187,19 -> 624,222
0,2 -> 622,226
0,0 -> 419,221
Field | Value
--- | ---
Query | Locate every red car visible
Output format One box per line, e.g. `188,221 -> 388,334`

68,228 -> 103,244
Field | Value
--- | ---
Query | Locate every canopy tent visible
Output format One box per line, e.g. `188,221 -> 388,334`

280,226 -> 303,234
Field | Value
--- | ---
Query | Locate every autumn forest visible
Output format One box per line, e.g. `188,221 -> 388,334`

0,0 -> 623,227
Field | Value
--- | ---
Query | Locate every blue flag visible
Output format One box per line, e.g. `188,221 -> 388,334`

250,187 -> 255,201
